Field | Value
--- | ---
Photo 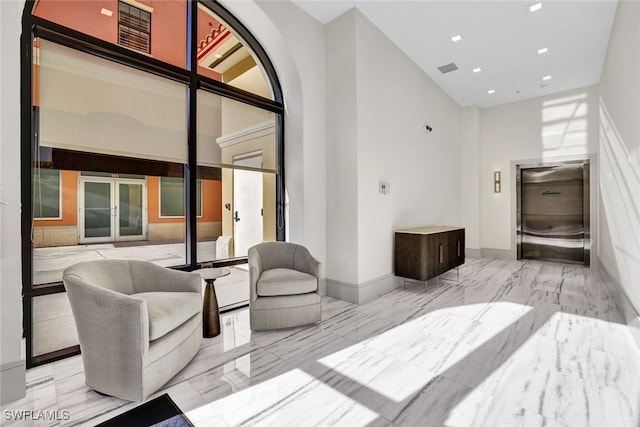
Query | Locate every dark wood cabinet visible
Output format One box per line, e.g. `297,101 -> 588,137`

394,226 -> 465,281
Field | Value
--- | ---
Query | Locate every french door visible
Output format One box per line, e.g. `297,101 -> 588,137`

79,177 -> 147,243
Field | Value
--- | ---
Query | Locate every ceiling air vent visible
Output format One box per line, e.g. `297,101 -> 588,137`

438,62 -> 458,74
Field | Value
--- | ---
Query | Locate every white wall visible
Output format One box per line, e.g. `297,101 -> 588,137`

461,106 -> 481,251
479,85 -> 600,253
1,0 -> 26,404
326,9 -> 359,285
353,10 -> 463,284
250,5 -> 466,295
322,9 -> 464,302
598,0 -> 640,343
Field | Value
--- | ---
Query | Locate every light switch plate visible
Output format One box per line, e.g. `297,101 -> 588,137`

379,181 -> 390,194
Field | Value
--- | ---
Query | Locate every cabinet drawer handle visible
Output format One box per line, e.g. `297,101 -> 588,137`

457,240 -> 461,257
439,244 -> 444,263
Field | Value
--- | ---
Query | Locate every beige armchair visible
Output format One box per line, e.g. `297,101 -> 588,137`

62,260 -> 203,401
248,242 -> 322,330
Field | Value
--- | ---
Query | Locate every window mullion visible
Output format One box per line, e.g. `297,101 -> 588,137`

185,0 -> 199,268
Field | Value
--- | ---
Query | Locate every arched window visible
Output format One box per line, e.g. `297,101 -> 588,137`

21,0 -> 284,366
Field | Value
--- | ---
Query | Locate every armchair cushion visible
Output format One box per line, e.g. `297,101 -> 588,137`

133,292 -> 202,341
257,268 -> 317,296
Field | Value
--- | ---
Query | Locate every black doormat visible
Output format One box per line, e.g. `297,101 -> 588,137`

97,393 -> 194,427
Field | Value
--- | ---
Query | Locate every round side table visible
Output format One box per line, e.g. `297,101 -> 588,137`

196,268 -> 230,338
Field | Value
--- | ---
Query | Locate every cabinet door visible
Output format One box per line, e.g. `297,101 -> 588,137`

446,229 -> 465,269
428,232 -> 448,278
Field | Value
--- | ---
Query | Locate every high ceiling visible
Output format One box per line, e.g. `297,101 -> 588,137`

292,0 -> 618,108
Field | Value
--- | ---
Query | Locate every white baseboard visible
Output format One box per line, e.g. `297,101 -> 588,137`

1,359 -> 26,405
326,279 -> 359,304
480,248 -> 513,259
598,259 -> 640,351
465,248 -> 482,258
465,248 -> 513,259
326,274 -> 402,305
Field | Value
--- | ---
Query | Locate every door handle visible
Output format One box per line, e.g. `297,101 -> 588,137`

234,211 -> 240,222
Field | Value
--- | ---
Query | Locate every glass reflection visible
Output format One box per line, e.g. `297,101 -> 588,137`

197,4 -> 273,99
32,39 -> 188,285
33,0 -> 187,68
197,89 -> 277,263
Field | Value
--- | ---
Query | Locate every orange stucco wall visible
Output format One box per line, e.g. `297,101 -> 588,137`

34,170 -> 78,227
34,1 -> 116,47
202,179 -> 222,222
149,0 -> 186,68
34,0 -> 186,68
35,174 -> 220,228
148,176 -> 180,224
147,176 -> 221,224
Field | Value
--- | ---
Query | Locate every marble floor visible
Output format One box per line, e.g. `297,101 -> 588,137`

4,258 -> 640,426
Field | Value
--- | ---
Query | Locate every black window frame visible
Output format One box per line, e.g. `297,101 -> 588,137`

20,0 -> 285,368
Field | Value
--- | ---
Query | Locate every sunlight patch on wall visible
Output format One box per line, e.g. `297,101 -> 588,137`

599,98 -> 640,311
541,93 -> 589,158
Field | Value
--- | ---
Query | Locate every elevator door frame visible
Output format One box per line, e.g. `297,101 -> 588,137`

516,159 -> 591,267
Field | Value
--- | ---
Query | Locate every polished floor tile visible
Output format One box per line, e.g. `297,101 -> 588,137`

3,258 -> 640,426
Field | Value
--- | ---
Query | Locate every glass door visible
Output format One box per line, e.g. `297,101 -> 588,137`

117,181 -> 147,241
79,178 -> 147,243
80,180 -> 115,243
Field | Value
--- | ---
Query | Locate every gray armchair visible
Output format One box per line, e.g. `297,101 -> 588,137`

62,260 -> 203,401
248,242 -> 322,330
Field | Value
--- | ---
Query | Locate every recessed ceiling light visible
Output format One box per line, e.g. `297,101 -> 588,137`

451,34 -> 463,43
543,75 -> 552,81
100,8 -> 113,17
472,67 -> 482,73
528,2 -> 542,13
538,47 -> 548,54
488,89 -> 496,94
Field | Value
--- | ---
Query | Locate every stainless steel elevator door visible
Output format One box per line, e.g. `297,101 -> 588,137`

521,165 -> 585,264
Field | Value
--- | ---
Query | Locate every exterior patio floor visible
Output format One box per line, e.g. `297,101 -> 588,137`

33,240 -> 218,286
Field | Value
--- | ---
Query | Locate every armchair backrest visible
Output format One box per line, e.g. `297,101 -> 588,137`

248,242 -> 321,302
63,260 -> 202,295
251,242 -> 299,271
63,260 -> 136,295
